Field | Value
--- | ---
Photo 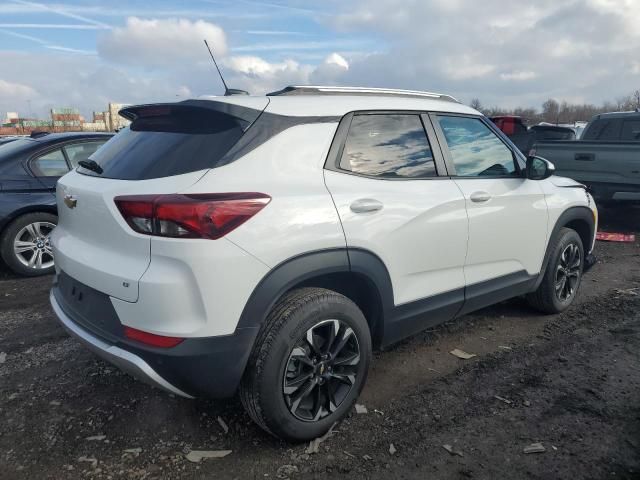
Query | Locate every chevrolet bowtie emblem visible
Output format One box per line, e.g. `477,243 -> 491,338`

64,194 -> 77,209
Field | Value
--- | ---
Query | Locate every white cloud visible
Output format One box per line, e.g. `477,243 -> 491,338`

97,17 -> 227,67
324,52 -> 349,70
4,1 -> 640,118
500,71 -> 537,81
0,79 -> 37,99
328,0 -> 640,106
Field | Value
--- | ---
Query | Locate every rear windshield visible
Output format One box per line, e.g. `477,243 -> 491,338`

79,104 -> 257,180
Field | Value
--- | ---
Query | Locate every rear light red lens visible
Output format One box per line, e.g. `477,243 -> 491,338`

114,193 -> 270,239
124,326 -> 184,348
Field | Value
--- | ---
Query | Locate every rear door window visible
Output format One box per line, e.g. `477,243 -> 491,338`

31,148 -> 69,177
339,114 -> 438,178
621,120 -> 640,141
80,104 -> 256,180
64,141 -> 108,168
583,119 -> 622,140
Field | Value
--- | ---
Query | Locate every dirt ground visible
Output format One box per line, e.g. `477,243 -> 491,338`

0,205 -> 638,480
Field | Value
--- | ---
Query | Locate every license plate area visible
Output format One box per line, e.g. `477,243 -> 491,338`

56,271 -> 123,340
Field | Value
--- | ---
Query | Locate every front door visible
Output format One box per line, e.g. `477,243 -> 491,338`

431,114 -> 548,312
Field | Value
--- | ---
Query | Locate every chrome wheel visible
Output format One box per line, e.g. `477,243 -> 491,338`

13,221 -> 55,270
283,319 -> 361,422
555,242 -> 581,302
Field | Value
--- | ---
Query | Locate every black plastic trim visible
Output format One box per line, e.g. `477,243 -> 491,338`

458,270 -> 536,317
217,112 -> 340,168
533,206 -> 596,290
53,271 -> 260,398
239,248 -> 545,349
237,249 -> 351,329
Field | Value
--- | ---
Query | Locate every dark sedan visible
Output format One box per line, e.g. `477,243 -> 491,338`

0,132 -> 113,276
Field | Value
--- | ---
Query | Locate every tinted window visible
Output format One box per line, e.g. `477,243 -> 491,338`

64,141 -> 107,168
531,127 -> 576,141
81,107 -> 248,180
339,114 -> 437,178
438,116 -> 517,177
621,120 -> 640,141
582,119 -> 622,141
31,148 -> 69,177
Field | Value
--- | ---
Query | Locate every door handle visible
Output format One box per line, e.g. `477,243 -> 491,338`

350,198 -> 383,213
575,153 -> 595,161
470,191 -> 491,203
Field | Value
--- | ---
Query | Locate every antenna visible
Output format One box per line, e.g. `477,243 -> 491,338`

204,39 -> 229,95
203,40 -> 248,96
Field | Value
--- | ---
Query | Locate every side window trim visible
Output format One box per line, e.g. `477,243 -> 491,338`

420,113 -> 449,176
429,113 -> 523,179
28,146 -> 70,177
323,110 -> 448,181
428,112 -> 456,176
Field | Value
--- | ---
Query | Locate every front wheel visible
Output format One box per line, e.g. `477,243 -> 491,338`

240,287 -> 371,442
527,227 -> 584,314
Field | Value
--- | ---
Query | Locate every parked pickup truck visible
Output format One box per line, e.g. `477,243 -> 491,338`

531,111 -> 640,203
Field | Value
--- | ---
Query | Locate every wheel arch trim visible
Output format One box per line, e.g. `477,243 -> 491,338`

534,206 -> 595,290
236,248 -> 394,333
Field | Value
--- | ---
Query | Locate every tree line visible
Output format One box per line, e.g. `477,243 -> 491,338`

470,89 -> 640,125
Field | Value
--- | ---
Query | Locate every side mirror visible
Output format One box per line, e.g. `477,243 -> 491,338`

526,155 -> 555,180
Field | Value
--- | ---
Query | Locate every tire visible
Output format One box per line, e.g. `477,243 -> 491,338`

526,227 -> 584,314
240,287 -> 372,442
0,212 -> 57,277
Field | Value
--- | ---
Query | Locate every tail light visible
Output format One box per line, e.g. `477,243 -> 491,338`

124,326 -> 184,348
114,193 -> 270,239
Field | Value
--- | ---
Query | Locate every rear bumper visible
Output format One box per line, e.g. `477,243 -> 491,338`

50,274 -> 259,399
51,291 -> 193,398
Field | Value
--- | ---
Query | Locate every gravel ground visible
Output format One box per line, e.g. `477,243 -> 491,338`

0,205 -> 638,480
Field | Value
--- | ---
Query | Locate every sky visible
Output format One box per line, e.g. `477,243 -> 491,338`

1,0 -> 640,119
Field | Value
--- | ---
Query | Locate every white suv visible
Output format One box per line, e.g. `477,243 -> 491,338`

50,86 -> 597,441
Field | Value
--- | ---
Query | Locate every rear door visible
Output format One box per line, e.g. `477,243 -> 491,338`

53,99 -> 267,301
324,112 -> 468,339
431,114 -> 548,309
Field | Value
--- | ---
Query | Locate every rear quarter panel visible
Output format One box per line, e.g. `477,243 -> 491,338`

184,122 -> 346,267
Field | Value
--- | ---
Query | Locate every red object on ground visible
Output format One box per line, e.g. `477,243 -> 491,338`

596,232 -> 636,242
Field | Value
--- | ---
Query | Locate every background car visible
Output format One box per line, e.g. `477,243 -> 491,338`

531,111 -> 640,203
0,136 -> 21,146
0,131 -> 113,276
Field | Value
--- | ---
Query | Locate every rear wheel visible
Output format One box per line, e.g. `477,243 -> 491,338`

527,227 -> 584,314
0,212 -> 57,276
240,287 -> 371,441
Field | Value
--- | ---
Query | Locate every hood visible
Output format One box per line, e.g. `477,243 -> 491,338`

551,176 -> 586,189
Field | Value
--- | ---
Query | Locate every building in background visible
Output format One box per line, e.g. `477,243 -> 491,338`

51,107 -> 82,131
1,102 -> 130,135
105,103 -> 130,131
3,112 -> 19,125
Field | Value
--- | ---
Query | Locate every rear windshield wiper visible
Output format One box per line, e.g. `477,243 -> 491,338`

78,159 -> 103,175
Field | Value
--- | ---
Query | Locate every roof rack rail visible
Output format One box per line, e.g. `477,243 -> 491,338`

267,85 -> 460,103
